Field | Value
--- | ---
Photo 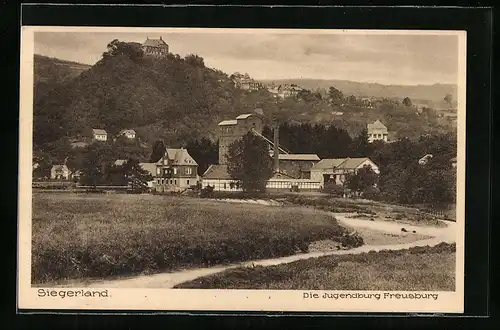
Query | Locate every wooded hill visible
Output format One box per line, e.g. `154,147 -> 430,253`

33,42 -> 456,149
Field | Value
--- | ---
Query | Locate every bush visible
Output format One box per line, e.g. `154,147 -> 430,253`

362,186 -> 381,200
199,185 -> 215,198
339,231 -> 364,248
323,183 -> 344,197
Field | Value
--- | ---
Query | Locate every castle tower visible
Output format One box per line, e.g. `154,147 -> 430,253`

217,113 -> 264,165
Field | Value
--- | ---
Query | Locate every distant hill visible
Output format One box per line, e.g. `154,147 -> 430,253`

33,49 -> 455,150
34,54 -> 92,101
260,79 -> 457,108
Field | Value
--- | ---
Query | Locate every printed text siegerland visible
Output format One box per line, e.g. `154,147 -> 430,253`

37,288 -> 110,299
303,292 -> 439,300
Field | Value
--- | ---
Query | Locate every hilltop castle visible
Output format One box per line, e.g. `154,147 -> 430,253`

142,36 -> 169,57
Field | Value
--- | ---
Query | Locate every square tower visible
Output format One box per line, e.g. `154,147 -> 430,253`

217,113 -> 263,164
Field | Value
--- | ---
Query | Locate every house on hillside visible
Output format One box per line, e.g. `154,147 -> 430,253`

360,97 -> 375,108
50,164 -> 71,180
117,129 -> 136,139
310,157 -> 380,188
450,157 -> 457,168
92,129 -> 107,142
367,120 -> 388,143
139,147 -> 199,191
278,84 -> 303,98
418,154 -> 434,165
142,36 -> 169,57
114,159 -> 128,167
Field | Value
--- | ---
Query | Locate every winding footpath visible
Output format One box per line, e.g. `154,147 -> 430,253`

55,212 -> 456,289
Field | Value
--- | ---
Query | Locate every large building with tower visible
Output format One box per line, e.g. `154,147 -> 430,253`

202,111 -> 321,191
217,113 -> 264,165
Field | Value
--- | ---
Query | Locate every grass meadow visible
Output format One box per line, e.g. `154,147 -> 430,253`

175,243 -> 456,291
32,192 -> 349,284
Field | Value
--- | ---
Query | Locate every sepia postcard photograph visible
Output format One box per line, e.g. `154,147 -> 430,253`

18,26 -> 466,313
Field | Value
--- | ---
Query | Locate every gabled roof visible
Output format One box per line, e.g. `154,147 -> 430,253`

236,113 -> 257,120
419,154 -> 433,160
278,154 -> 320,161
51,164 -> 69,172
118,129 -> 136,136
202,164 -> 232,180
311,158 -> 376,170
367,120 -> 387,130
218,120 -> 238,126
92,129 -> 107,135
164,148 -> 198,166
114,159 -> 128,166
142,38 -> 168,48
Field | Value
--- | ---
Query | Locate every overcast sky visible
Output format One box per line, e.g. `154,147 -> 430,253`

34,31 -> 459,85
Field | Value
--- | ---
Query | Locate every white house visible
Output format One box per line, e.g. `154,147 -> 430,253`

50,164 -> 71,180
92,129 -> 108,142
310,157 -> 380,187
418,154 -> 434,165
118,129 -> 136,139
367,120 -> 388,143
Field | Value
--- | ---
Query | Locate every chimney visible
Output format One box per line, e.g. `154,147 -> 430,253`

160,36 -> 162,40
273,123 -> 279,173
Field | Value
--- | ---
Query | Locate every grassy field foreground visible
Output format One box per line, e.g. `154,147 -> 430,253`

32,193 -> 352,284
175,243 -> 456,291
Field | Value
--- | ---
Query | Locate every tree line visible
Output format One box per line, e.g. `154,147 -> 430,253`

189,124 -> 456,205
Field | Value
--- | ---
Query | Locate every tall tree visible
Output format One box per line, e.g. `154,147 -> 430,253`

80,149 -> 103,188
350,129 -> 371,157
150,140 -> 166,163
185,138 -> 218,175
444,94 -> 453,105
226,132 -> 273,192
402,97 -> 413,107
122,158 -> 154,192
344,165 -> 378,195
328,86 -> 344,106
102,39 -> 144,62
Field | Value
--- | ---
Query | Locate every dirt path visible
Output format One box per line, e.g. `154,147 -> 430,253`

52,212 -> 456,289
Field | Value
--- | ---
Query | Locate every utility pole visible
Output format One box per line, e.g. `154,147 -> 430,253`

273,121 -> 280,173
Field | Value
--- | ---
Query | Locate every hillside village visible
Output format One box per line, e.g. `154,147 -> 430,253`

33,36 -> 457,205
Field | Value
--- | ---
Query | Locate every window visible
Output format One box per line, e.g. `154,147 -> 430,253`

173,168 -> 177,175
156,168 -> 161,175
174,179 -> 177,185
187,180 -> 190,185
170,180 -> 173,184
186,167 -> 192,175
224,183 -> 227,189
